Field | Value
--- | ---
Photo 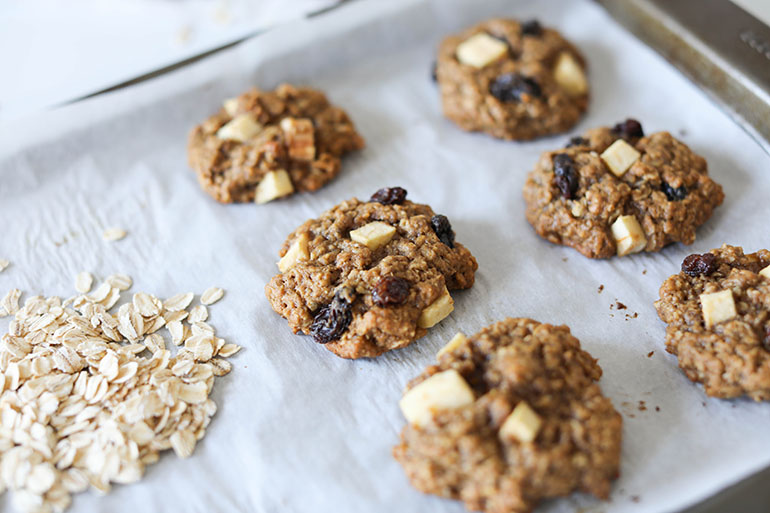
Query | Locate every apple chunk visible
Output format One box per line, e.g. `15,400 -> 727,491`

255,170 -> 294,204
418,288 -> 454,328
456,33 -> 508,68
610,215 -> 647,257
399,369 -> 475,427
349,222 -> 396,251
499,401 -> 542,443
700,289 -> 737,328
277,233 -> 310,272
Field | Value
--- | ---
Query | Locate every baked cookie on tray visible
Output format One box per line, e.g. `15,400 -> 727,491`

436,18 -> 589,140
655,245 -> 770,401
264,187 -> 478,359
523,119 -> 724,258
393,318 -> 622,513
188,84 -> 364,204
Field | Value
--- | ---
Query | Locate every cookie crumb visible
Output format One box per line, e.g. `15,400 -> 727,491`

562,257 -> 568,262
647,351 -> 654,358
615,301 -> 627,310
642,269 -> 647,275
638,400 -> 646,411
0,259 -> 9,272
631,495 -> 641,503
598,284 -> 604,293
655,406 -> 661,412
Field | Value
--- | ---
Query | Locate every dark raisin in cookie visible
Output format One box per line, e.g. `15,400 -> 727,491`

394,318 -> 622,513
264,188 -> 478,359
655,245 -> 770,400
188,84 -> 364,204
436,18 -> 589,140
523,119 -> 724,258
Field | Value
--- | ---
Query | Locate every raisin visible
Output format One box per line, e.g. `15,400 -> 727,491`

681,253 -> 717,277
431,215 -> 455,248
489,73 -> 541,103
372,277 -> 410,307
431,61 -> 437,82
611,118 -> 644,139
552,153 -> 579,199
370,187 -> 407,205
310,289 -> 353,344
566,136 -> 589,148
662,182 -> 687,201
553,153 -> 573,170
521,19 -> 542,36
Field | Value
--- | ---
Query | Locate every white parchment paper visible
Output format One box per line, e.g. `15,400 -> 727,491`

2,0 -> 770,512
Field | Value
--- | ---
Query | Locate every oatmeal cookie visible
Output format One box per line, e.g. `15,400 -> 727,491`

264,188 -> 478,359
655,245 -> 770,400
393,318 -> 622,513
523,119 -> 724,258
188,84 -> 364,204
436,18 -> 589,140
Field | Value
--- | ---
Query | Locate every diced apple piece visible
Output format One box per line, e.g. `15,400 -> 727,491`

280,117 -> 316,161
610,215 -> 647,257
436,332 -> 467,359
255,170 -> 294,204
223,97 -> 239,117
349,222 -> 396,251
216,114 -> 262,142
499,401 -> 542,443
553,52 -> 588,97
700,290 -> 737,328
399,369 -> 474,427
277,233 -> 310,272
418,288 -> 454,328
600,139 -> 641,177
759,265 -> 770,279
456,33 -> 508,68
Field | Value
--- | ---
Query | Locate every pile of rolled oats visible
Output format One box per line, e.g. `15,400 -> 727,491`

0,275 -> 240,513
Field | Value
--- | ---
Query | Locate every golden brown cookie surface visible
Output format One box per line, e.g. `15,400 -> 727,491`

264,188 -> 477,359
188,84 -> 364,204
393,318 -> 622,513
523,120 -> 724,258
437,18 -> 589,140
655,245 -> 770,400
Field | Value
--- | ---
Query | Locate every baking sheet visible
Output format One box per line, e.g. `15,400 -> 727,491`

2,0 -> 770,511
0,0 -> 339,121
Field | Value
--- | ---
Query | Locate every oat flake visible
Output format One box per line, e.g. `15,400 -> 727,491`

0,275 -> 241,511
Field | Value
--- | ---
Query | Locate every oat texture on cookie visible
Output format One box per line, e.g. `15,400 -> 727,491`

436,18 -> 589,140
655,245 -> 770,400
523,119 -> 724,258
188,83 -> 365,204
0,276 -> 241,512
264,188 -> 478,359
393,318 -> 622,513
